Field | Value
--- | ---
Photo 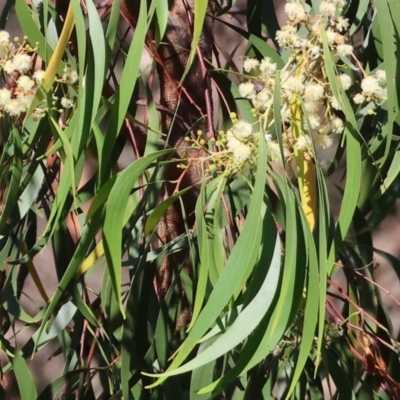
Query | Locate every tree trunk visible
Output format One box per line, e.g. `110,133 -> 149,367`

154,0 -> 215,302
122,0 -> 215,321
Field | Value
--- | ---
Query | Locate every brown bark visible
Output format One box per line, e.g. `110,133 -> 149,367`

156,0 -> 214,141
121,0 -> 215,323
153,1 -> 215,303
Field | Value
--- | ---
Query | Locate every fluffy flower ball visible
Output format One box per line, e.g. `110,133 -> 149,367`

331,117 -> 344,134
243,58 -> 260,72
353,93 -> 365,104
230,120 -> 253,141
63,66 -> 78,85
0,30 -> 10,43
336,44 -> 353,57
304,83 -> 325,101
336,17 -> 350,32
315,133 -> 334,149
338,74 -> 352,90
61,97 -> 74,109
361,76 -> 380,97
319,1 -> 336,17
0,88 -> 11,107
296,134 -> 312,150
238,82 -> 256,99
284,2 -> 307,20
12,53 -> 32,73
260,57 -> 277,74
33,70 -> 45,84
17,76 -> 35,91
232,143 -> 252,162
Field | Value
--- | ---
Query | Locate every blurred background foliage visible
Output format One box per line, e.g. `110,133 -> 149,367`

1,0 -> 400,399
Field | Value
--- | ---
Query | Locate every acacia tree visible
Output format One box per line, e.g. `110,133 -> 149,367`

1,0 -> 400,399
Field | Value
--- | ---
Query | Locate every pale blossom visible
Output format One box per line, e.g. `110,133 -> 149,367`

33,70 -> 45,84
296,134 -> 312,150
361,76 -> 380,96
227,131 -> 252,162
16,93 -> 34,112
319,1 -> 336,16
232,143 -> 252,162
12,53 -> 31,73
374,89 -> 387,104
17,75 -> 35,91
315,133 -> 333,149
311,22 -> 321,37
230,120 -> 253,140
61,96 -> 74,109
63,66 -> 78,85
238,82 -> 256,99
282,76 -> 304,94
252,89 -> 271,110
284,2 -> 307,20
265,132 -> 273,142
276,26 -> 300,48
304,100 -> 323,113
375,69 -> 386,85
336,17 -> 350,31
324,28 -> 337,45
353,93 -> 365,104
0,43 -> 11,58
334,34 -> 346,45
308,45 -> 321,56
330,96 -> 342,110
333,0 -> 347,7
0,30 -> 10,43
0,88 -> 11,107
243,58 -> 260,72
4,99 -> 23,116
259,57 -> 277,74
306,114 -> 321,129
3,59 -> 15,74
331,117 -> 344,134
304,83 -> 325,101
336,44 -> 353,57
32,109 -> 45,121
338,74 -> 352,90
227,131 -> 241,149
0,34 -> 14,59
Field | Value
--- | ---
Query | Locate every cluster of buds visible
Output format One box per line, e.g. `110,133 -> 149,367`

231,0 -> 387,172
179,114 -> 293,178
0,30 -> 78,120
224,116 -> 290,167
178,122 -> 255,176
354,70 -> 387,107
0,31 -> 39,117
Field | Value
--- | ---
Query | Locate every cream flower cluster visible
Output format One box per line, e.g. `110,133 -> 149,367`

353,70 -> 387,107
0,30 -> 78,119
0,31 -> 36,117
235,0 -> 387,169
181,118 -> 261,176
226,121 -> 255,164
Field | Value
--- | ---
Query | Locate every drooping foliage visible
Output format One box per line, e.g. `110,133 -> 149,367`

1,0 -> 400,399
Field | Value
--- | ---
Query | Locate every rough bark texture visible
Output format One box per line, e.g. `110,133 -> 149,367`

157,0 -> 214,141
154,0 -> 215,302
122,0 -> 215,317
